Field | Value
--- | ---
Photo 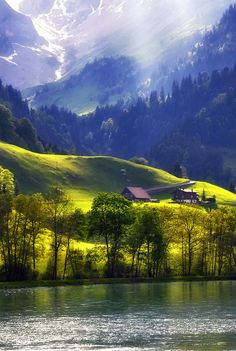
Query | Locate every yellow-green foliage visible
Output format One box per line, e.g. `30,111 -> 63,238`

0,142 -> 183,210
36,232 -> 103,276
0,165 -> 14,194
189,181 -> 236,206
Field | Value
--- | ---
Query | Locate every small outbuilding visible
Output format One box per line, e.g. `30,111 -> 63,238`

173,189 -> 199,204
121,187 -> 152,202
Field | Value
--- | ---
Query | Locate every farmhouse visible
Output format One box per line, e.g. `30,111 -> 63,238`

121,187 -> 152,202
173,189 -> 199,204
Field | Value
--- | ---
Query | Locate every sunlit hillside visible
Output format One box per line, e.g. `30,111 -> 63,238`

0,142 -> 184,210
0,142 -> 235,210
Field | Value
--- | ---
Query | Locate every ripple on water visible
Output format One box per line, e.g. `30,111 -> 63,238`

0,282 -> 235,350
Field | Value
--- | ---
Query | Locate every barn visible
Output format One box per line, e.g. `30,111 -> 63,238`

121,187 -> 151,202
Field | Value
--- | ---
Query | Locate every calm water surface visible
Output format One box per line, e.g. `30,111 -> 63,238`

0,281 -> 235,350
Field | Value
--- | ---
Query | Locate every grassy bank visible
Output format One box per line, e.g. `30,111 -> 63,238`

0,276 -> 235,289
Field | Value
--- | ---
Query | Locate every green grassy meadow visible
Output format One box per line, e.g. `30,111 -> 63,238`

0,142 -> 183,210
0,141 -> 235,210
189,181 -> 236,206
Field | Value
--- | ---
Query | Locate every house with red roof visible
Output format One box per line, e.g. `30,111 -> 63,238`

121,187 -> 152,202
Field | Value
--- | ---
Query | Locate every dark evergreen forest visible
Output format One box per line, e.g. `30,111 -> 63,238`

1,62 -> 236,186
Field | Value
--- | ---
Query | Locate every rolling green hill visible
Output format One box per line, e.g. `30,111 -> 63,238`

0,142 -> 184,210
0,141 -> 235,210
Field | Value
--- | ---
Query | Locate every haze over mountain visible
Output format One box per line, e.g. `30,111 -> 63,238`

25,56 -> 140,115
0,0 -> 59,89
3,0 -> 234,88
23,2 -> 236,115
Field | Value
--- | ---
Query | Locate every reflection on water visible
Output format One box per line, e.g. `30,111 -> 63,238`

0,281 -> 235,350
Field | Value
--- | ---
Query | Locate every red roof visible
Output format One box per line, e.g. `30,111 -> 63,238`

126,187 -> 151,199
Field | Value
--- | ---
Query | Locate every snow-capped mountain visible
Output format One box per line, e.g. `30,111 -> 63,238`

3,0 -> 234,87
0,0 -> 59,88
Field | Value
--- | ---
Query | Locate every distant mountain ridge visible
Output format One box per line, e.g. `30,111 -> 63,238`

3,0 -> 234,89
23,2 -> 236,114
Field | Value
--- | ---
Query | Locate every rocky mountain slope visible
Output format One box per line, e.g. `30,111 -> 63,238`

4,0 -> 234,87
0,0 -> 59,89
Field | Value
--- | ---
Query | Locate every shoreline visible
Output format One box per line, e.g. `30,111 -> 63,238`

0,276 -> 235,289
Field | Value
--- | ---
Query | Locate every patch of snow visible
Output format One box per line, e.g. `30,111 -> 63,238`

4,0 -> 21,11
13,43 -> 42,53
0,51 -> 18,65
97,0 -> 104,15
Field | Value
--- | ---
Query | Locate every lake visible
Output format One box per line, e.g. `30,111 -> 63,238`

0,281 -> 235,350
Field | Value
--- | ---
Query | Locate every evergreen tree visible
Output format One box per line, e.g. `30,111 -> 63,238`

229,183 -> 235,193
172,162 -> 184,178
201,190 -> 206,202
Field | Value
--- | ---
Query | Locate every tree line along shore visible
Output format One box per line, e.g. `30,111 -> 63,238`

0,166 -> 236,282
